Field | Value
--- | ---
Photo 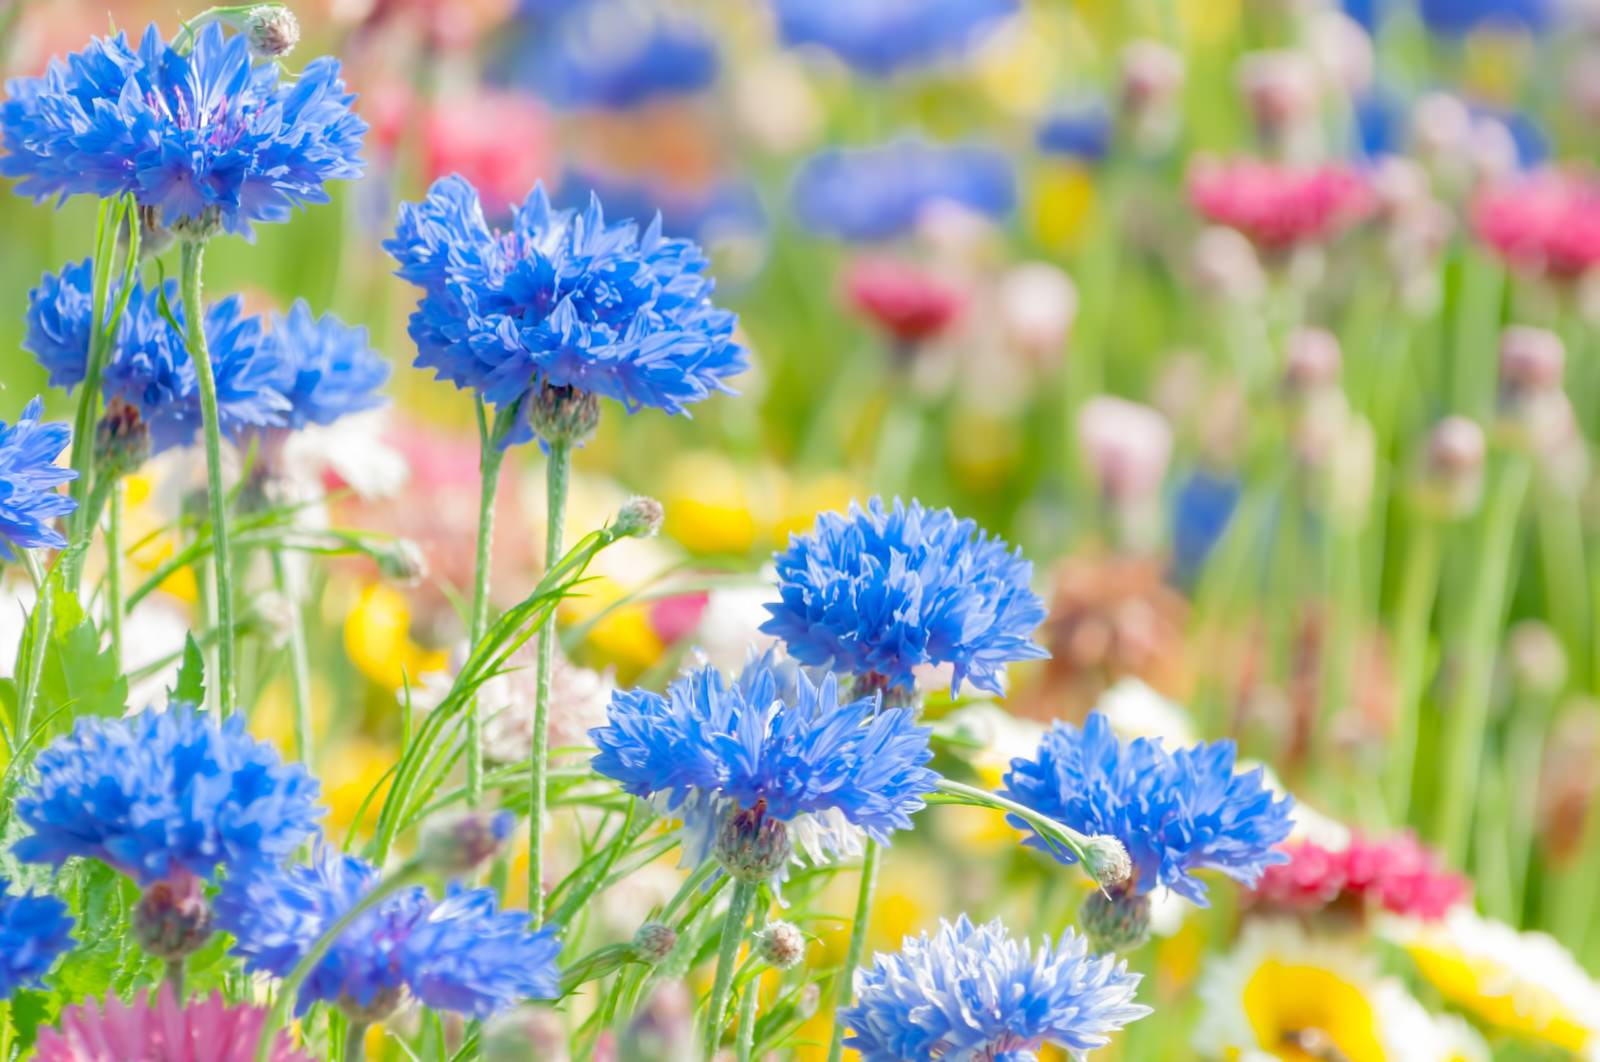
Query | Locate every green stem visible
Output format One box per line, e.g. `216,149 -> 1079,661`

65,200 -> 119,552
180,239 -> 237,716
467,400 -> 506,808
165,957 -> 185,999
107,481 -> 125,669
1387,519 -> 1442,826
15,551 -> 52,750
1435,455 -> 1530,864
343,1020 -> 369,1062
735,964 -> 761,1062
272,552 -> 314,767
527,439 -> 571,926
825,840 -> 880,1062
254,864 -> 422,1062
704,879 -> 756,1051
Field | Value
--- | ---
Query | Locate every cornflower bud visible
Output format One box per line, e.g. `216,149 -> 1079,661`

244,5 -> 300,58
418,809 -> 514,878
614,496 -> 665,539
1082,834 -> 1134,891
754,921 -> 806,969
95,396 -> 151,479
713,802 -> 792,884
530,382 -> 601,447
1418,416 -> 1487,519
132,874 -> 214,961
1080,885 -> 1152,953
632,921 -> 678,964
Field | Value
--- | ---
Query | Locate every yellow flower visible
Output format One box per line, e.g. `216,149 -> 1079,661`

558,575 -> 663,679
342,583 -> 447,690
1394,907 -> 1600,1054
321,737 -> 398,837
1027,164 -> 1096,252
122,471 -> 198,605
772,471 -> 861,543
662,451 -> 759,555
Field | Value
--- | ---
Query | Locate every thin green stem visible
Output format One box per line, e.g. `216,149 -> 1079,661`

704,879 -> 756,1051
165,957 -> 185,999
65,200 -> 118,550
467,400 -> 506,808
735,964 -> 761,1062
825,840 -> 880,1062
180,239 -> 237,716
343,1020 -> 369,1062
528,439 -> 572,926
1387,519 -> 1442,825
1435,455 -> 1530,864
15,550 -> 52,749
107,481 -> 125,669
254,864 -> 422,1062
272,552 -> 314,767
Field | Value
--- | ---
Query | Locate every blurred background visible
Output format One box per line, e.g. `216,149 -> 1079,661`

6,0 -> 1600,1056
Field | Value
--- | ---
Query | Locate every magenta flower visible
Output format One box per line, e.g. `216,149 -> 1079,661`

34,985 -> 313,1061
1474,168 -> 1600,280
1187,156 -> 1373,253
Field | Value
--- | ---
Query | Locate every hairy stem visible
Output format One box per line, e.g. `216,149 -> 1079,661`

527,438 -> 571,925
705,879 -> 756,1051
826,840 -> 880,1062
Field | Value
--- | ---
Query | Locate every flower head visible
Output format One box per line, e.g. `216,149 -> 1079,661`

842,257 -> 967,348
1473,168 -> 1600,280
840,915 -> 1150,1062
772,0 -> 1018,78
0,879 -> 73,998
1002,713 -> 1294,904
792,139 -> 1015,242
385,177 -> 745,446
535,5 -> 719,108
1,22 -> 365,236
762,498 -> 1048,695
14,706 -> 321,887
262,301 -> 390,430
218,847 -> 558,1019
34,985 -> 314,1061
590,653 -> 938,881
1253,832 -> 1470,921
1036,103 -> 1114,163
1188,156 -> 1374,253
25,261 -> 291,453
0,397 -> 76,560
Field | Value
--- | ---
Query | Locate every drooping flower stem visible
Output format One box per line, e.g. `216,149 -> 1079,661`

1436,454 -> 1530,864
253,862 -> 423,1062
15,550 -> 53,749
272,552 -> 314,767
467,398 -> 507,808
704,879 -> 757,1050
107,481 -> 124,668
527,437 -> 572,926
180,238 -> 238,716
825,839 -> 880,1062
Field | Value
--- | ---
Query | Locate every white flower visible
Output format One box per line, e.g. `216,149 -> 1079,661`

1096,677 -> 1195,746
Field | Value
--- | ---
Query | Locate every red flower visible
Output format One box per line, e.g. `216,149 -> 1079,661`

843,257 -> 967,347
1252,831 -> 1467,921
1188,157 -> 1374,253
1473,168 -> 1600,280
425,91 -> 555,218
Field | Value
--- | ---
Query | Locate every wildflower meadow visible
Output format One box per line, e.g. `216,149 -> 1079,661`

2,0 -> 1600,1059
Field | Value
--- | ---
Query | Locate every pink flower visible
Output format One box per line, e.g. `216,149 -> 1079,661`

1251,839 -> 1347,909
1251,832 -> 1467,921
1188,157 -> 1374,253
1474,168 -> 1600,280
425,91 -> 555,218
35,986 -> 313,1062
843,257 -> 967,347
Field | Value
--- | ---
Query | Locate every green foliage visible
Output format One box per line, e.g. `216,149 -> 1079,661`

169,634 -> 207,706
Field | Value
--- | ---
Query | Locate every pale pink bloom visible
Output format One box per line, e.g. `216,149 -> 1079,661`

1475,169 -> 1600,280
35,986 -> 312,1062
1188,156 -> 1374,252
1077,397 -> 1173,503
997,262 -> 1078,361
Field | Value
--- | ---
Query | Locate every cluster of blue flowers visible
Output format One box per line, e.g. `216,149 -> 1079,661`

791,139 -> 1016,242
24,261 -> 388,454
0,397 -> 77,560
762,497 -> 1049,695
771,0 -> 1018,77
591,654 -> 938,880
1,22 -> 365,237
218,847 -> 559,1019
0,880 -> 74,1000
1003,713 -> 1295,904
1036,102 -> 1115,164
528,2 -> 720,109
14,706 -> 322,886
386,177 -> 746,445
840,915 -> 1150,1061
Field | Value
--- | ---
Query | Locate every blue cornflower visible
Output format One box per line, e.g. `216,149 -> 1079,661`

590,654 -> 938,881
1171,469 -> 1240,588
792,139 -> 1016,242
386,176 -> 745,446
559,168 -> 766,247
1001,713 -> 1294,905
840,915 -> 1150,1062
772,0 -> 1018,78
262,301 -> 390,429
1,22 -> 365,237
24,261 -> 292,453
1416,0 -> 1551,36
1036,102 -> 1115,163
217,847 -> 559,1018
14,705 -> 321,887
534,4 -> 719,108
0,397 -> 77,561
761,498 -> 1048,696
401,884 -> 561,1017
0,879 -> 74,999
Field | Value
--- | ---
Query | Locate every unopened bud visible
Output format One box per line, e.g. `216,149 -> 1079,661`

245,5 -> 300,58
531,382 -> 601,447
754,921 -> 806,969
632,921 -> 678,964
377,538 -> 428,585
1499,326 -> 1565,398
1191,226 -> 1266,303
713,803 -> 792,884
1077,397 -> 1173,504
1079,886 -> 1152,953
1238,50 -> 1321,152
614,496 -> 665,539
133,874 -> 213,960
1119,40 -> 1184,154
484,1005 -> 569,1062
619,982 -> 699,1062
95,397 -> 151,479
418,809 -> 513,877
1417,416 -> 1486,519
1082,834 -> 1134,890
1508,621 -> 1568,699
1283,327 -> 1342,395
